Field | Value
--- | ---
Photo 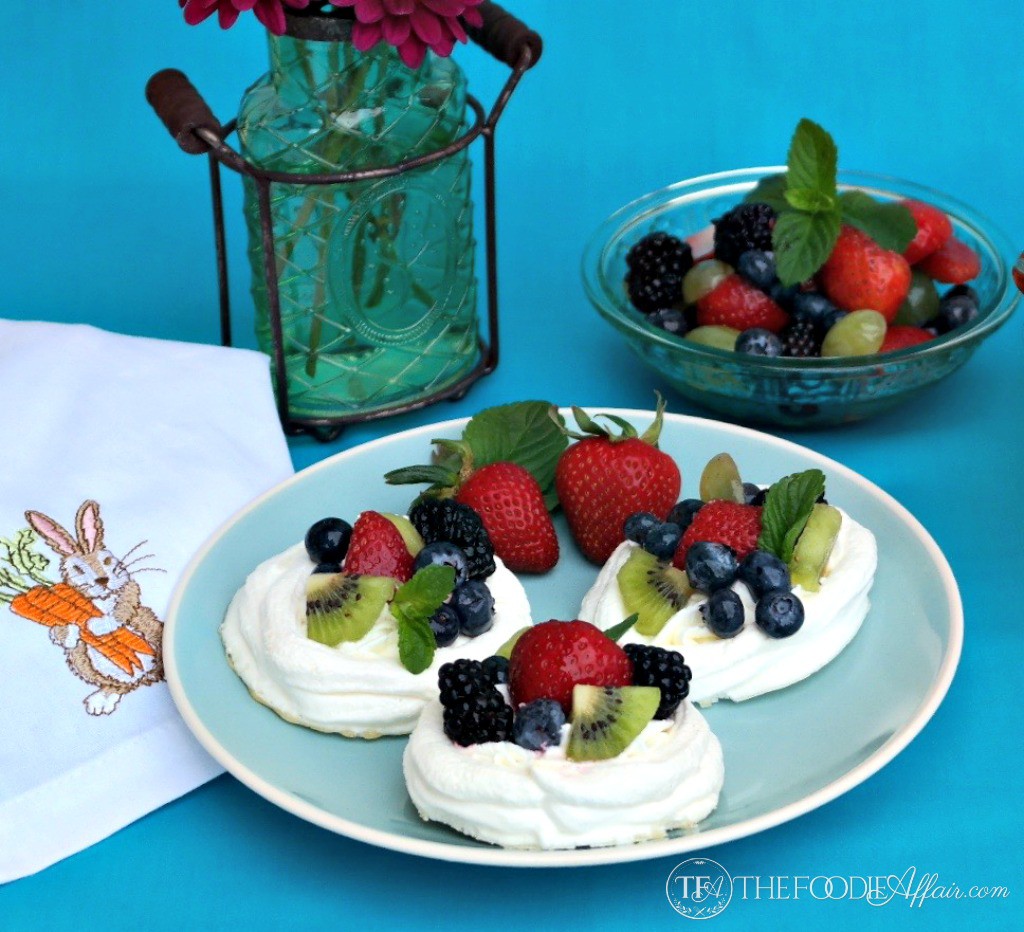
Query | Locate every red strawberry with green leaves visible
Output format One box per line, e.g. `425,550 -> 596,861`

918,238 -> 981,284
344,511 -> 419,582
509,620 -> 633,714
880,325 -> 932,354
673,500 -> 762,570
455,462 -> 559,573
696,274 -> 790,333
555,397 -> 681,565
820,225 -> 912,323
901,199 -> 953,265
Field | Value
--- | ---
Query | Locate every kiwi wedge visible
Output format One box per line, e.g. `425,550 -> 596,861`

699,452 -> 745,503
789,504 -> 842,592
566,685 -> 660,762
617,549 -> 694,636
306,572 -> 397,647
381,513 -> 424,557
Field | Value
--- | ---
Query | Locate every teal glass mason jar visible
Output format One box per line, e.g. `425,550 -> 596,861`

236,11 -> 479,418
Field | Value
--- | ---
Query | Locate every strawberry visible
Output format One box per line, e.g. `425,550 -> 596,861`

508,620 -> 633,714
917,237 -> 981,284
555,398 -> 681,565
673,501 -> 762,570
344,511 -> 414,582
455,462 -> 559,573
696,274 -> 790,333
820,225 -> 912,323
880,325 -> 932,354
901,199 -> 953,265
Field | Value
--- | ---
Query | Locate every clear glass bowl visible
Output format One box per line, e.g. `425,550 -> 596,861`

582,168 -> 1020,427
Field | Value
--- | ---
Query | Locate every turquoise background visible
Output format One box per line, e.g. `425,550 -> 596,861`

1,1 -> 1022,929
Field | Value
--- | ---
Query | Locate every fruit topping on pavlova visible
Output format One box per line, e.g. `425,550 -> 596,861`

403,618 -> 723,849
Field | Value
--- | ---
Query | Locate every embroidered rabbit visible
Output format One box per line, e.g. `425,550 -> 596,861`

18,500 -> 164,715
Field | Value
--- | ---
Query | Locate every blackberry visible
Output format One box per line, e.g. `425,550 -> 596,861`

409,498 -> 496,579
624,644 -> 692,719
625,232 -> 692,313
780,318 -> 822,358
438,659 -> 512,745
713,202 -> 776,267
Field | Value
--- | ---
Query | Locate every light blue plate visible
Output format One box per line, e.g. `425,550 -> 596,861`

165,411 -> 962,868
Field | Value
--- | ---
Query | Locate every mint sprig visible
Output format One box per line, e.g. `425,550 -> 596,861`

756,469 -> 827,563
392,564 -> 456,674
744,118 -> 916,285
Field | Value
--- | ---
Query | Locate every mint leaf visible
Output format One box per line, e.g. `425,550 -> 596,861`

757,469 -> 827,562
604,613 -> 639,643
787,118 -> 837,196
784,187 -> 835,214
744,173 -> 790,212
392,564 -> 455,674
838,191 -> 917,252
463,401 -> 567,506
772,210 -> 841,286
384,464 -> 459,487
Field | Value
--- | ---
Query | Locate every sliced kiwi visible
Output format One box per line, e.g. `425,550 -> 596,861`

699,452 -> 744,503
566,685 -> 660,762
381,513 -> 424,557
617,549 -> 694,636
789,504 -> 842,592
306,572 -> 397,647
495,626 -> 530,660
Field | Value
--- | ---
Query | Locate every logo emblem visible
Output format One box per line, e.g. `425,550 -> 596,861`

666,857 -> 733,920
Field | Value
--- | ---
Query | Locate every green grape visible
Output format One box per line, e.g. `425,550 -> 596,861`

682,259 -> 733,304
894,270 -> 940,326
686,325 -> 740,351
699,452 -> 745,503
821,310 -> 886,357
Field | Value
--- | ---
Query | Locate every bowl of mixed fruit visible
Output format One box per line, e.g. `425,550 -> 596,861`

582,120 -> 1020,427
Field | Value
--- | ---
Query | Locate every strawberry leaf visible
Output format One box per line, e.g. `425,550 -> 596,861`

757,469 -> 827,562
772,210 -> 841,286
463,401 -> 567,504
743,173 -> 789,212
392,564 -> 456,674
786,118 -> 837,197
838,191 -> 917,252
603,613 -> 639,643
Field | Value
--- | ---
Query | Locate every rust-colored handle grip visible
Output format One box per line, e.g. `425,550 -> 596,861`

467,1 -> 542,69
145,69 -> 222,155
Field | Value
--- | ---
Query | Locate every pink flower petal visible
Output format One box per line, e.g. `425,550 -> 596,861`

182,0 -> 219,26
430,32 -> 455,57
282,0 -> 311,7
218,5 -> 242,27
461,6 -> 483,28
443,14 -> 467,44
381,16 -> 412,46
383,0 -> 416,14
398,35 -> 427,69
353,0 -> 385,23
351,19 -> 384,51
229,0 -> 257,11
254,0 -> 287,35
421,0 -> 464,15
409,7 -> 443,45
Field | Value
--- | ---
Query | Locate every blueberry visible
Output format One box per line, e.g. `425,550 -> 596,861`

451,579 -> 495,637
643,522 -> 682,560
821,308 -> 848,333
645,307 -> 688,335
304,517 -> 352,565
311,561 -> 341,574
413,541 -> 470,587
736,327 -> 784,357
946,284 -> 979,304
512,698 -> 566,751
755,589 -> 805,638
685,541 -> 738,592
791,291 -> 837,325
738,550 -> 791,598
743,483 -> 765,505
737,249 -> 777,290
933,293 -> 978,334
770,282 -> 799,311
481,655 -> 509,685
429,603 -> 461,648
667,499 -> 703,534
700,588 -> 745,638
624,511 -> 660,544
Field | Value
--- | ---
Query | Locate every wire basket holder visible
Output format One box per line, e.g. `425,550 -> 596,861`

146,2 -> 542,441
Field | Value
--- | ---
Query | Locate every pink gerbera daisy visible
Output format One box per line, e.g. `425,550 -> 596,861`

333,0 -> 485,69
179,0 -> 312,36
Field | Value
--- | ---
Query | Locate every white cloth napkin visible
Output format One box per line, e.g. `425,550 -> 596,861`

0,319 -> 294,883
